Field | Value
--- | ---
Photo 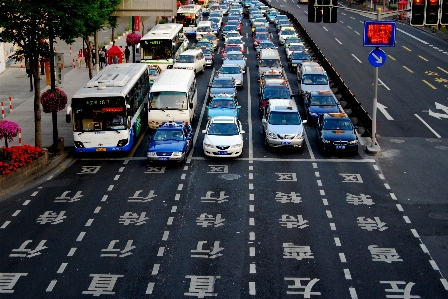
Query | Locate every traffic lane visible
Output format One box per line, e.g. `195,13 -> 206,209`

44,159 -> 189,298
315,160 -> 448,298
150,159 -> 250,298
0,159 -> 141,298
252,161 -> 350,298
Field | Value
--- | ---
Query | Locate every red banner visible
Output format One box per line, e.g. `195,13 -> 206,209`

133,16 -> 140,32
102,107 -> 124,113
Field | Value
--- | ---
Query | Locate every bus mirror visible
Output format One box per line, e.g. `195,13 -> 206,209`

127,108 -> 133,115
189,102 -> 194,109
66,114 -> 71,123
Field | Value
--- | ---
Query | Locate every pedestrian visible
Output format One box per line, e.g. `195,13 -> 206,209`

40,57 -> 45,75
113,55 -> 118,64
125,46 -> 130,63
91,47 -> 96,66
98,48 -> 105,69
84,49 -> 90,68
102,46 -> 108,66
77,49 -> 83,68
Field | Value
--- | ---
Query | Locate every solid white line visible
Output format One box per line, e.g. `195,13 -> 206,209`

414,114 -> 441,138
351,54 -> 362,63
46,280 -> 57,292
378,78 -> 390,90
396,28 -> 429,44
249,282 -> 256,295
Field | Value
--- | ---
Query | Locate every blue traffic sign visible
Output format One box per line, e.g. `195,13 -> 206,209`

368,48 -> 387,67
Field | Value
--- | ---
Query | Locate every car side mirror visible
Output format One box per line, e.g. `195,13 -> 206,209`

302,119 -> 308,124
202,129 -> 207,134
290,94 -> 295,99
262,119 -> 267,123
240,130 -> 246,134
189,102 -> 194,109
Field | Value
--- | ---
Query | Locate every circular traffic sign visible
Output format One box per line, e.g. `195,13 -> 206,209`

368,48 -> 387,67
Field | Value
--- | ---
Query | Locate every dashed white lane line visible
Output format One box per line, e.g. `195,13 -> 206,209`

57,263 -> 68,274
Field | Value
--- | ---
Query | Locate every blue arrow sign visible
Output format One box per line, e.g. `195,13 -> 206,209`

368,48 -> 386,67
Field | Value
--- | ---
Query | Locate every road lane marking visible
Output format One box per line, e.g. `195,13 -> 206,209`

349,287 -> 359,299
438,67 -> 448,74
334,237 -> 341,246
57,263 -> 68,274
339,253 -> 347,262
249,247 -> 255,256
390,193 -> 397,200
335,38 -> 342,44
249,282 -> 256,295
344,269 -> 352,279
414,114 -> 441,138
152,264 -> 160,275
12,210 -> 20,216
67,248 -> 77,256
85,219 -> 94,226
396,204 -> 404,211
330,223 -> 336,230
351,54 -> 362,63
326,211 -> 333,218
387,54 -> 396,61
378,79 -> 390,90
420,243 -> 429,253
411,229 -> 420,238
23,200 -> 31,205
423,79 -> 437,89
76,232 -> 86,241
354,31 -> 360,35
419,55 -> 428,61
403,216 -> 411,223
430,260 -> 439,270
46,280 -> 57,292
402,46 -> 412,51
402,66 -> 414,73
162,231 -> 170,241
1,221 -> 11,229
101,195 -> 108,201
146,282 -> 155,294
322,198 -> 328,205
157,247 -> 165,256
250,263 -> 256,273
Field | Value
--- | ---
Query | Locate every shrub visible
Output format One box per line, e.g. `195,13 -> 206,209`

0,145 -> 45,175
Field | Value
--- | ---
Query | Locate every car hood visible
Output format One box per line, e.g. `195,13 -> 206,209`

268,124 -> 304,135
321,129 -> 357,142
223,59 -> 245,66
301,85 -> 331,93
218,73 -> 242,80
204,134 -> 242,146
207,107 -> 239,118
308,105 -> 340,114
148,141 -> 185,152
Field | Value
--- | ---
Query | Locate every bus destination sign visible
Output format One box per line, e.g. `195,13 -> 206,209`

363,21 -> 396,47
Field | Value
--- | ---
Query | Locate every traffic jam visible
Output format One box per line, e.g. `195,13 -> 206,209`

146,0 -> 360,163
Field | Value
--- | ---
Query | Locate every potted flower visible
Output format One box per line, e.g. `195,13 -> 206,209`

41,88 -> 68,148
0,120 -> 20,148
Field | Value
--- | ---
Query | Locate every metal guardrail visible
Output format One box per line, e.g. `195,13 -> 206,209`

261,1 -> 372,137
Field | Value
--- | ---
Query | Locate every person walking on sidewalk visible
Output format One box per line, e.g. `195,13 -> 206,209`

125,46 -> 130,63
98,48 -> 105,69
77,49 -> 84,68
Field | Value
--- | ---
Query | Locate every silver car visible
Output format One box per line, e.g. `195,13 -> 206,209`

216,64 -> 244,89
222,51 -> 246,70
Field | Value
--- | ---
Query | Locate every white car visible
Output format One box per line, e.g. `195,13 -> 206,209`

285,43 -> 307,57
202,116 -> 245,158
278,27 -> 297,46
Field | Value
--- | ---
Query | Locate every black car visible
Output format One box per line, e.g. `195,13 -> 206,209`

287,52 -> 312,72
316,113 -> 359,155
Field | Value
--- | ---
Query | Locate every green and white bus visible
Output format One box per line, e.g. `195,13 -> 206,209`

66,63 -> 150,153
176,4 -> 203,37
140,23 -> 189,70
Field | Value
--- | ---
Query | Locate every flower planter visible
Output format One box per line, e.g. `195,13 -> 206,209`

0,151 -> 48,191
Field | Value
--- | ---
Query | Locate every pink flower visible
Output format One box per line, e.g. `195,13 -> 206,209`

0,120 -> 20,142
126,33 -> 141,46
41,88 -> 68,113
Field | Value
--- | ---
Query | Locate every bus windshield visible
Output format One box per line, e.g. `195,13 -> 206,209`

177,14 -> 197,27
150,91 -> 187,109
72,105 -> 126,132
140,39 -> 172,60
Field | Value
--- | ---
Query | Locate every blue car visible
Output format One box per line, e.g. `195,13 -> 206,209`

206,97 -> 241,119
208,77 -> 237,100
147,122 -> 193,163
304,91 -> 341,123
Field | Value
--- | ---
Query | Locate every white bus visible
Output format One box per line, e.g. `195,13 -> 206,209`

148,69 -> 197,129
176,4 -> 203,37
66,63 -> 150,153
140,23 -> 189,70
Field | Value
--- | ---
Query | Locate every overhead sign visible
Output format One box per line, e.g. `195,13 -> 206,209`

368,48 -> 387,67
363,21 -> 396,47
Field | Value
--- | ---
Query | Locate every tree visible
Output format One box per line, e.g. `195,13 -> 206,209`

0,0 -> 120,147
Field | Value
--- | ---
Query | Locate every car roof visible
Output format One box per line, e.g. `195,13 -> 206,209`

159,121 -> 187,129
324,113 -> 349,119
209,116 -> 238,123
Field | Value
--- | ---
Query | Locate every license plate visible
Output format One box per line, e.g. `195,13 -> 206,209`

158,157 -> 169,161
281,141 -> 291,145
96,148 -> 106,152
217,151 -> 228,155
336,145 -> 345,149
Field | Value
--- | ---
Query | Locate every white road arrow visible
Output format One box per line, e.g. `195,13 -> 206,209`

428,102 -> 448,119
372,52 -> 383,64
377,102 -> 394,120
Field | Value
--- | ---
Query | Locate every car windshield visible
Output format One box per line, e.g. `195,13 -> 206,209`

212,79 -> 234,88
148,69 -> 159,75
259,43 -> 275,49
210,99 -> 236,108
255,33 -> 269,39
302,74 -> 329,85
286,38 -> 301,44
310,96 -> 337,106
177,55 -> 194,63
220,67 -> 241,74
228,38 -> 243,44
207,122 -> 239,135
269,112 -> 301,125
323,119 -> 353,130
259,59 -> 281,67
281,30 -> 295,36
227,53 -> 244,60
289,45 -> 305,51
227,32 -> 240,38
202,36 -> 215,42
197,27 -> 211,32
223,25 -> 237,31
291,52 -> 310,59
202,49 -> 212,55
150,91 -> 187,109
263,87 -> 290,99
153,129 -> 184,141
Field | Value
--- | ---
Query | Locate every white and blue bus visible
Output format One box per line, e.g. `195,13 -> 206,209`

66,63 -> 150,153
176,4 -> 203,37
140,23 -> 189,70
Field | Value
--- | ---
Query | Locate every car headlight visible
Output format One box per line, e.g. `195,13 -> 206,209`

147,152 -> 157,157
230,143 -> 242,148
187,67 -> 193,70
266,131 -> 277,139
309,112 -> 318,117
348,139 -> 359,145
172,152 -> 182,156
291,63 -> 297,66
322,139 -> 331,144
235,79 -> 241,84
293,133 -> 303,139
204,142 -> 215,148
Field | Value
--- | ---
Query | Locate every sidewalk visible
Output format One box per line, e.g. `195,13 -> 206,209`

0,16 -> 158,149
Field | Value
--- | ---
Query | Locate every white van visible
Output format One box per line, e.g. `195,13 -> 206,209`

297,62 -> 331,100
173,49 -> 206,75
196,21 -> 213,40
148,69 -> 197,129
